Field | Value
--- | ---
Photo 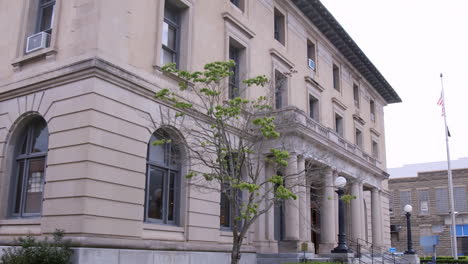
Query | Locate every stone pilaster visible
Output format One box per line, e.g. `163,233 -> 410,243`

319,168 -> 337,253
351,181 -> 363,241
284,155 -> 300,241
371,188 -> 383,247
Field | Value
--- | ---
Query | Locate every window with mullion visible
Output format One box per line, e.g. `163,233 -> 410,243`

11,119 -> 48,218
161,2 -> 180,67
145,131 -> 180,225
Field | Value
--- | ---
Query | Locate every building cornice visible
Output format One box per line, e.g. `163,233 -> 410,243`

291,0 -> 402,104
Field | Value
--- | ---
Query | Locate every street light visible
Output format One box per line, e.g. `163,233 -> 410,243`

404,204 -> 415,255
332,176 -> 351,253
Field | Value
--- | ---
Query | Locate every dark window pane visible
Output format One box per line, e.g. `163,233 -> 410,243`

24,159 -> 45,214
148,135 -> 166,163
168,172 -> 175,221
169,143 -> 180,167
164,3 -> 179,24
333,64 -> 340,91
14,161 -> 25,214
275,71 -> 286,109
19,131 -> 28,155
40,0 -> 55,4
220,191 -> 230,227
231,0 -> 240,7
229,46 -> 240,99
39,5 -> 54,32
148,167 -> 165,220
31,122 -> 48,153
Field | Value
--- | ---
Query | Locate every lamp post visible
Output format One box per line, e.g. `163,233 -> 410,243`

332,176 -> 351,253
404,204 -> 415,255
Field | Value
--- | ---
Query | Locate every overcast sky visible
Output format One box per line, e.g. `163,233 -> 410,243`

319,0 -> 468,169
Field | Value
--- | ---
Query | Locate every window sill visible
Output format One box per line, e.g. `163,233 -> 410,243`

0,218 -> 41,225
11,47 -> 57,69
153,65 -> 194,88
220,229 -> 234,237
143,223 -> 184,233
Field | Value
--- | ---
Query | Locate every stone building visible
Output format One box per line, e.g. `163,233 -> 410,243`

389,168 -> 468,256
0,0 -> 400,263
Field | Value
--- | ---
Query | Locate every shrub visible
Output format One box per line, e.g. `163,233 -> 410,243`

1,229 -> 73,264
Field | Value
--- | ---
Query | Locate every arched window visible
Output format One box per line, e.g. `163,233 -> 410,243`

11,117 -> 48,217
145,130 -> 181,225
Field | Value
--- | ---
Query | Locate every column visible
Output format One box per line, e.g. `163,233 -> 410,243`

265,161 -> 276,242
371,188 -> 383,247
255,163 -> 266,241
351,181 -> 362,241
319,168 -> 337,253
360,183 -> 367,241
284,155 -> 300,241
297,156 -> 308,242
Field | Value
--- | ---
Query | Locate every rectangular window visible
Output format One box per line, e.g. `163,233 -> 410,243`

355,128 -> 362,148
335,113 -> 343,137
25,0 -> 56,53
307,40 -> 316,71
370,99 -> 376,122
309,94 -> 319,121
333,64 -> 340,91
418,189 -> 429,214
353,83 -> 360,108
274,8 -> 285,45
400,190 -> 411,214
229,45 -> 241,99
435,188 -> 449,213
37,0 -> 55,34
372,140 -> 379,158
275,70 -> 287,109
455,187 -> 467,212
161,1 -> 181,67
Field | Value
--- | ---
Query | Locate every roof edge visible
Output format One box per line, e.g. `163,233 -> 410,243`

291,0 -> 402,104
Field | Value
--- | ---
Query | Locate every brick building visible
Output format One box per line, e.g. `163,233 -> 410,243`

389,168 -> 468,256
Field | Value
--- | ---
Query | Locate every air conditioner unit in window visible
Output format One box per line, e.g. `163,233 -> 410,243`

26,32 -> 50,53
308,58 -> 316,70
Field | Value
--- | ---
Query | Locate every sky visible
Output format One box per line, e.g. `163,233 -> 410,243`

319,0 -> 468,169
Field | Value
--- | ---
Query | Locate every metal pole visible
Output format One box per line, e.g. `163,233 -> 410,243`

404,212 -> 415,254
440,73 -> 458,259
332,189 -> 350,253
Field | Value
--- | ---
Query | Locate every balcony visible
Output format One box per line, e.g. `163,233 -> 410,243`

273,107 -> 381,169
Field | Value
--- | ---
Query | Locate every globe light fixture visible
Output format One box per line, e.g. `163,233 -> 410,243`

404,204 -> 413,213
334,176 -> 347,189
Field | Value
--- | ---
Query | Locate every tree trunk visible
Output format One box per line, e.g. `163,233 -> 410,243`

231,236 -> 242,264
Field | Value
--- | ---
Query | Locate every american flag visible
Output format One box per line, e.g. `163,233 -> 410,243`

437,92 -> 445,116
437,91 -> 451,136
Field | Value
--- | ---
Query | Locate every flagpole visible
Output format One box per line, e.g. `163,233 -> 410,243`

440,73 -> 458,259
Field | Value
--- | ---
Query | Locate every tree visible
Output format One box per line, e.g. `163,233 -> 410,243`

154,61 -> 298,264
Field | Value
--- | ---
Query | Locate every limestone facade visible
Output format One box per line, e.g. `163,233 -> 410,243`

0,0 -> 400,262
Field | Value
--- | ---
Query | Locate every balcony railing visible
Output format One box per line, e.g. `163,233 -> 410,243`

274,107 -> 381,169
